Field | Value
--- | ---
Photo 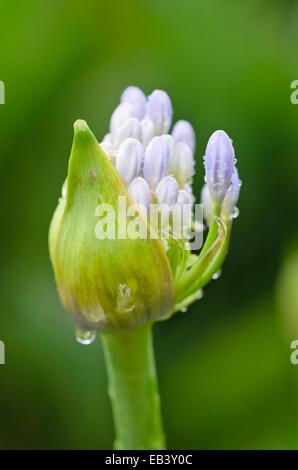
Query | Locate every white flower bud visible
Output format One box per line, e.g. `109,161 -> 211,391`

143,136 -> 169,189
184,182 -> 195,204
113,117 -> 142,148
174,142 -> 195,186
116,138 -> 144,185
146,89 -> 173,135
141,118 -> 155,146
161,134 -> 176,175
177,189 -> 191,206
172,120 -> 196,153
221,168 -> 241,219
121,86 -> 146,120
110,102 -> 137,136
204,130 -> 235,203
201,184 -> 213,225
128,177 -> 151,216
155,176 -> 179,206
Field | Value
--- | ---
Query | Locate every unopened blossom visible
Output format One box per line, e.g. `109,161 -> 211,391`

173,142 -> 195,187
113,117 -> 142,147
204,130 -> 235,204
201,184 -> 213,225
120,86 -> 146,120
128,177 -> 151,216
155,176 -> 179,206
146,90 -> 173,135
116,138 -> 144,185
172,120 -> 196,153
221,168 -> 241,219
143,136 -> 169,189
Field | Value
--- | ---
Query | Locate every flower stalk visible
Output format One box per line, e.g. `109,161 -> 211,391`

100,323 -> 165,450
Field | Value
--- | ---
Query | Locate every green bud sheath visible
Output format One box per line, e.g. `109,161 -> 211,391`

49,120 -> 174,331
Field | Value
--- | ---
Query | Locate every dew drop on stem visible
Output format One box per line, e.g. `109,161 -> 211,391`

75,328 -> 97,345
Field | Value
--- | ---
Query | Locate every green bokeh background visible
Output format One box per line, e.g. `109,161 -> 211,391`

1,0 -> 298,449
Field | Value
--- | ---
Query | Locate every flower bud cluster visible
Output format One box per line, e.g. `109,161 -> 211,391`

100,87 -> 196,230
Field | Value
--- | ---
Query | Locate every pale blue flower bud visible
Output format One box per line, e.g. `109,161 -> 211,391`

172,189 -> 193,233
204,130 -> 235,204
110,102 -> 137,135
161,134 -> 176,175
121,86 -> 147,120
113,117 -> 142,147
143,136 -> 169,189
146,90 -> 173,135
200,184 -> 213,225
172,120 -> 196,153
175,142 -> 195,186
177,189 -> 191,206
221,168 -> 241,218
141,118 -> 155,146
184,183 -> 195,205
128,176 -> 151,216
155,176 -> 179,206
116,138 -> 144,185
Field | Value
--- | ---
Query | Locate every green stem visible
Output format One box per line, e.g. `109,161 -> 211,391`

100,323 -> 165,450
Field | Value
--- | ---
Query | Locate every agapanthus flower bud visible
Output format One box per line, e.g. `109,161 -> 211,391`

121,86 -> 146,120
146,90 -> 173,135
175,189 -> 192,230
174,142 -> 195,186
184,182 -> 195,205
110,102 -> 137,136
161,134 -> 176,175
113,117 -> 142,147
200,183 -> 213,225
128,177 -> 151,216
172,120 -> 196,153
204,130 -> 235,204
141,118 -> 155,146
221,168 -> 241,219
143,136 -> 169,189
177,189 -> 191,206
116,138 -> 144,185
50,86 -> 241,335
155,176 -> 179,206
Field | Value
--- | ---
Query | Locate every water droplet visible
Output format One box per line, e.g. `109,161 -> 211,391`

117,284 -> 135,314
181,306 -> 188,313
196,289 -> 204,299
212,269 -> 222,280
75,328 -> 96,345
232,206 -> 240,219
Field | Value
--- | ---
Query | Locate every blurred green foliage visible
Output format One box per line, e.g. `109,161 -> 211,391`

0,0 -> 298,449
